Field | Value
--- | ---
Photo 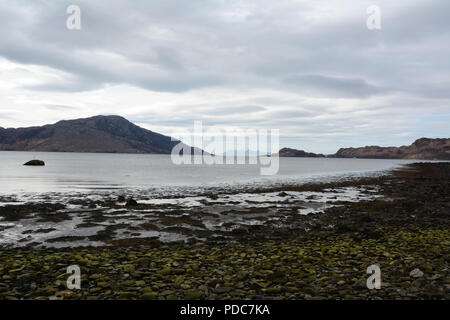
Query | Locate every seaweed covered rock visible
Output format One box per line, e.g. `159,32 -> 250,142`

23,160 -> 45,166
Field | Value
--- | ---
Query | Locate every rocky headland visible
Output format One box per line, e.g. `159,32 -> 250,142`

334,138 -> 450,160
0,115 -> 197,154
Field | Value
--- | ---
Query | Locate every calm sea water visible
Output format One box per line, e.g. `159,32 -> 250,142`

0,151 -> 428,194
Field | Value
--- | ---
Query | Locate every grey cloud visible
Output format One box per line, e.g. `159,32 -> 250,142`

0,0 -> 449,98
45,104 -> 78,111
283,74 -> 386,98
205,106 -> 266,115
267,109 -> 317,119
0,112 -> 16,120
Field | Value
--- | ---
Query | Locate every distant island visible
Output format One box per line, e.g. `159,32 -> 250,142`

276,148 -> 325,158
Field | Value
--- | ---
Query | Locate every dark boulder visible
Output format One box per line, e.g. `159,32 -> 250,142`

126,198 -> 138,206
24,160 -> 45,166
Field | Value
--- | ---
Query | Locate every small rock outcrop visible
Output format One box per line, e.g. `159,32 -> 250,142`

23,160 -> 45,166
276,148 -> 325,158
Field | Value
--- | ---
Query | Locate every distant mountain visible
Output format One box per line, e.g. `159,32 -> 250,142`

276,147 -> 325,158
0,115 -> 196,154
334,138 -> 450,160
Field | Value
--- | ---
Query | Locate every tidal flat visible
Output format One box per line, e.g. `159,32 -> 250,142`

0,162 -> 449,300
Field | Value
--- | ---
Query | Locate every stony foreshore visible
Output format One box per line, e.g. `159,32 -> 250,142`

0,162 -> 449,300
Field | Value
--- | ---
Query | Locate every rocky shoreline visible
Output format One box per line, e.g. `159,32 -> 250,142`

0,162 -> 449,300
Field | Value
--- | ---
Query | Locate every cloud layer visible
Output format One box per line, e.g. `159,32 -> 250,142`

0,0 -> 449,153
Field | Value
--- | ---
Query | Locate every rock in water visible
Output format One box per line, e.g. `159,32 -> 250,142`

23,160 -> 45,166
126,198 -> 138,206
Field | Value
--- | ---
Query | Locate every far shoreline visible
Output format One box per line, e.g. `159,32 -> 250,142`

2,149 -> 449,161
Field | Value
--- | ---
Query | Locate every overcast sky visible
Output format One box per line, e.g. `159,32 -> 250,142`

0,0 -> 449,153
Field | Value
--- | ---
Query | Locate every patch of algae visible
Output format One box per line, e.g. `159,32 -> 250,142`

0,228 -> 448,300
